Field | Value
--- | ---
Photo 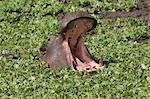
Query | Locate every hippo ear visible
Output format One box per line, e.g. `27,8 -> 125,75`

40,48 -> 46,55
39,47 -> 47,61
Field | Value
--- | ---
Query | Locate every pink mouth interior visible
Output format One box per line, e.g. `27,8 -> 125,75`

63,19 -> 104,71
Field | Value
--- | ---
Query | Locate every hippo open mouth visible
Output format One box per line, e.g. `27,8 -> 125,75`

40,12 -> 104,72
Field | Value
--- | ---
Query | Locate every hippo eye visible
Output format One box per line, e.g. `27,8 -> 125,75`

48,37 -> 53,42
48,38 -> 51,41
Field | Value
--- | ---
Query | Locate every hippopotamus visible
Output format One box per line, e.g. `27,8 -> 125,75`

40,12 -> 104,72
